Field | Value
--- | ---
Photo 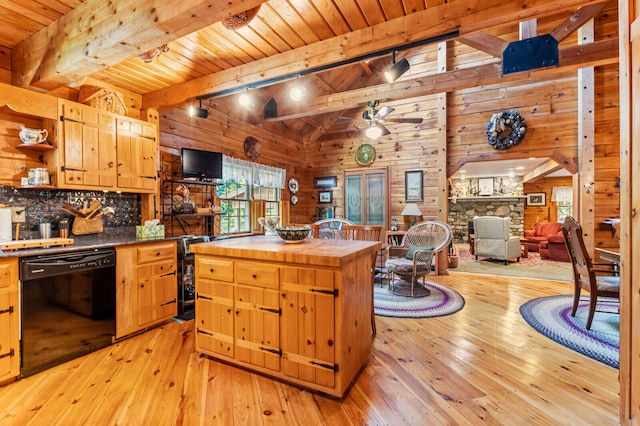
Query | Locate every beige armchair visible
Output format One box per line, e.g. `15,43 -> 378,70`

473,216 -> 521,264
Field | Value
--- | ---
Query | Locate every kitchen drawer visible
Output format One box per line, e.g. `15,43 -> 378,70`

137,243 -> 175,264
235,262 -> 280,289
196,257 -> 234,282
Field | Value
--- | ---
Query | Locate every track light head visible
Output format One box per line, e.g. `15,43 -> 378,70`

190,99 -> 208,118
384,57 -> 410,83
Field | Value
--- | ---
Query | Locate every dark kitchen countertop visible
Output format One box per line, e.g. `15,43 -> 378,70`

0,226 -> 183,258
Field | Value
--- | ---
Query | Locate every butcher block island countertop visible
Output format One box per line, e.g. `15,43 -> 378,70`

190,236 -> 381,398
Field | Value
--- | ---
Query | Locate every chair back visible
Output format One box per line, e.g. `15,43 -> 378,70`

343,224 -> 383,242
561,216 -> 595,289
473,216 -> 512,241
311,218 -> 355,239
400,221 -> 452,254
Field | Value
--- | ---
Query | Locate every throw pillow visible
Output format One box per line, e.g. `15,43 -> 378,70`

406,245 -> 434,260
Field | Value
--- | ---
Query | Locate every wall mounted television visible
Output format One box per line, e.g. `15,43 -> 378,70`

181,148 -> 223,181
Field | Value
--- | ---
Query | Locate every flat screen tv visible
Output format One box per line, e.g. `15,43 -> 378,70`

181,148 -> 223,181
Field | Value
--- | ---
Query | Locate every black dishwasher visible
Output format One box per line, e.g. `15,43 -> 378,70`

20,249 -> 116,377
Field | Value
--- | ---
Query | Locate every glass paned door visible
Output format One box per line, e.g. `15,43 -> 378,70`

345,167 -> 389,226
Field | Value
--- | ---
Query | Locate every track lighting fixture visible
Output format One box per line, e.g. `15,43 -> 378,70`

290,76 -> 306,101
190,99 -> 208,118
239,90 -> 255,110
384,51 -> 410,83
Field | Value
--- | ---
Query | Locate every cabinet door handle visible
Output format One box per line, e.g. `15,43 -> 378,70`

0,306 -> 14,315
0,348 -> 14,360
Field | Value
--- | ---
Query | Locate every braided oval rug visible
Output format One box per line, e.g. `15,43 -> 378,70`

373,281 -> 465,318
520,295 -> 619,368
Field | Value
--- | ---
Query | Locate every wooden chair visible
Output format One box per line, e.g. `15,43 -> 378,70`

561,216 -> 620,330
385,221 -> 452,297
343,224 -> 384,334
311,218 -> 354,239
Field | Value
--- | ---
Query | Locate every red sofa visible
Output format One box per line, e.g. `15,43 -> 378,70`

524,222 -> 562,252
524,222 -> 570,262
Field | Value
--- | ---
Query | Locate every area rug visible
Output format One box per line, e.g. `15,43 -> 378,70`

452,244 -> 572,281
373,281 -> 465,318
520,295 -> 619,368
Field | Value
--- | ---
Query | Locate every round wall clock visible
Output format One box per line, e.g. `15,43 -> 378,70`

288,178 -> 299,193
355,144 -> 376,165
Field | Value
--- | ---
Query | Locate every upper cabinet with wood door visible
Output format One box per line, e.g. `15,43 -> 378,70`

116,117 -> 158,193
54,99 -> 117,191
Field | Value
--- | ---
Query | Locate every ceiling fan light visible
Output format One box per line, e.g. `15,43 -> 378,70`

384,57 -> 410,83
365,125 -> 383,139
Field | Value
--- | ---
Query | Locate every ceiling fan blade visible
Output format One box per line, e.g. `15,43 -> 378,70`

333,116 -> 360,121
378,124 -> 391,136
374,106 -> 394,120
385,117 -> 423,124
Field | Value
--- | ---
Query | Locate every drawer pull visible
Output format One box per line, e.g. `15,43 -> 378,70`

0,306 -> 14,315
0,348 -> 14,360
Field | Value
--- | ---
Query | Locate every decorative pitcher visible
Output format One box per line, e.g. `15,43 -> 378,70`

19,126 -> 48,145
258,216 -> 280,236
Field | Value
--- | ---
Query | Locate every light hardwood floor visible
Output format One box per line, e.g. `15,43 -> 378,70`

0,272 -> 619,425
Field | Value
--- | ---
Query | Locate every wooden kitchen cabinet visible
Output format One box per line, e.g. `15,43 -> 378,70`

116,117 -> 158,193
0,258 -> 19,383
54,99 -> 117,190
115,241 -> 178,339
192,236 -> 379,397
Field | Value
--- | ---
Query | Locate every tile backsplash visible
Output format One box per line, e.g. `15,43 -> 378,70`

0,186 -> 140,240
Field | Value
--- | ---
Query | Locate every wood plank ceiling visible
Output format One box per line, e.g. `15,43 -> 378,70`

0,0 -> 617,143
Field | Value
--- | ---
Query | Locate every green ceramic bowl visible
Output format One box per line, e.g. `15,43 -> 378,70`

275,226 -> 311,243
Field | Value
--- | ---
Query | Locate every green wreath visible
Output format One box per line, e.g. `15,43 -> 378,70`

486,109 -> 527,150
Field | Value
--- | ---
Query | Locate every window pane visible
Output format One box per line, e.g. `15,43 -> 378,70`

366,173 -> 386,224
346,175 -> 363,223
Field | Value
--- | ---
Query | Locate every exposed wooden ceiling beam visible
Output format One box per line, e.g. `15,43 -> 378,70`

457,33 -> 510,58
12,0 -> 267,91
522,159 -> 563,182
142,0 -> 608,110
266,38 -> 618,122
550,1 -> 610,42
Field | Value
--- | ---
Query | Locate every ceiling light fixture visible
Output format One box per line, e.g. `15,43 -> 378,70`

365,125 -> 383,140
384,51 -> 410,83
239,91 -> 255,110
290,76 -> 306,101
190,99 -> 208,118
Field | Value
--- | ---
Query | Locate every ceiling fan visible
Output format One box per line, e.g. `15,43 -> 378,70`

335,100 -> 423,138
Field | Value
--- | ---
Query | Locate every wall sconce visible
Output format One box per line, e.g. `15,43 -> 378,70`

583,182 -> 594,194
401,203 -> 423,229
384,51 -> 410,83
190,99 -> 208,118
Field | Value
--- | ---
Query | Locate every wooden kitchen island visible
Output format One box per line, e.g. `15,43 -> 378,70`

190,235 -> 381,398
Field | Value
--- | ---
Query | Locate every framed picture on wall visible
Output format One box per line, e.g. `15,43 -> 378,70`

317,206 -> 334,219
318,190 -> 332,203
314,176 -> 337,188
405,170 -> 423,202
526,192 -> 546,206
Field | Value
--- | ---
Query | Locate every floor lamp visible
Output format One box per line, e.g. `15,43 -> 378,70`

401,204 -> 423,230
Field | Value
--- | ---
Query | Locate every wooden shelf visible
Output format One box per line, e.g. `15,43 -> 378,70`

18,184 -> 56,190
17,143 -> 55,151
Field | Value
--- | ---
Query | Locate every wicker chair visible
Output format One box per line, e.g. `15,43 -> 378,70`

310,218 -> 354,239
385,221 -> 452,297
343,224 -> 384,334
